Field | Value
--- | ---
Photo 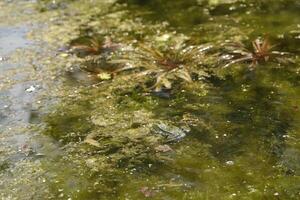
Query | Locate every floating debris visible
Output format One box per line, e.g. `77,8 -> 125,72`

152,122 -> 187,143
97,72 -> 112,80
25,85 -> 37,93
154,144 -> 173,153
84,132 -> 101,148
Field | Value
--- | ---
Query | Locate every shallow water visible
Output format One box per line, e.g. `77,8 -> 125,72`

0,0 -> 300,199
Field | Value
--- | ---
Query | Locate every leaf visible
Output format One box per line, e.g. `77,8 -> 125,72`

84,138 -> 101,148
139,44 -> 164,59
155,145 -> 173,152
153,72 -> 168,91
161,78 -> 172,89
97,72 -> 112,80
175,69 -> 192,82
154,84 -> 163,92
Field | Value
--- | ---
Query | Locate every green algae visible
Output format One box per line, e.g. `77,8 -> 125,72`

0,0 -> 300,199
34,0 -> 300,198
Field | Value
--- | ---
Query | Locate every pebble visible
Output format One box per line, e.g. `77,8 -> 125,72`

226,161 -> 234,166
25,85 -> 36,93
25,85 -> 40,93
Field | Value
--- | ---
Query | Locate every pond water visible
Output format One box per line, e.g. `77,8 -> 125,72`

0,0 -> 300,199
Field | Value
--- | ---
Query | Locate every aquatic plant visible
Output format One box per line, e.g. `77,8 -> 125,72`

111,43 -> 209,91
69,37 -> 122,79
71,36 -> 120,56
222,37 -> 292,69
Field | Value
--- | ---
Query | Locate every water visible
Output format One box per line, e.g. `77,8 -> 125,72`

0,0 -> 300,199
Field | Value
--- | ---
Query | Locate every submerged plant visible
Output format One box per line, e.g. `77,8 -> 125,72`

69,36 -> 122,80
222,37 -> 292,68
111,43 -> 209,91
71,36 -> 120,56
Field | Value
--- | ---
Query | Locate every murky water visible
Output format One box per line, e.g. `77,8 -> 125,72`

0,0 -> 300,199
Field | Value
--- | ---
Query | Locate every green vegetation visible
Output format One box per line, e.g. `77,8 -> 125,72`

0,0 -> 300,199
221,36 -> 294,68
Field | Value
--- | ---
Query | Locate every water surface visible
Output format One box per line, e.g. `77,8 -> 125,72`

0,0 -> 300,199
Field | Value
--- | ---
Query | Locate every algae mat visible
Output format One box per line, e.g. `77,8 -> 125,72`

0,0 -> 300,199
